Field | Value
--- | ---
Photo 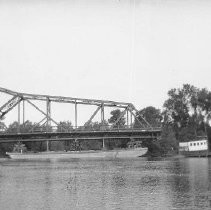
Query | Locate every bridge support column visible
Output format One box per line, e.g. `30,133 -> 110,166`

102,138 -> 105,149
46,140 -> 49,152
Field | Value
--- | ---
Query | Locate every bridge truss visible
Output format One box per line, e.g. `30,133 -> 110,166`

0,87 -> 161,149
0,87 -> 153,131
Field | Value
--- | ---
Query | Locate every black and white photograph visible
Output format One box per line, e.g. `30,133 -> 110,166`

0,0 -> 211,209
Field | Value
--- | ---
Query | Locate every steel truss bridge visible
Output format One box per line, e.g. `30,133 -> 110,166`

0,87 -> 161,149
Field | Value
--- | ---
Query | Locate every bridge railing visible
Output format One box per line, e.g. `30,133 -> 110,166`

37,125 -> 161,133
1,124 -> 161,134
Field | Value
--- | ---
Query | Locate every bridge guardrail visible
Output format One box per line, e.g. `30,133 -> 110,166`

2,125 -> 162,134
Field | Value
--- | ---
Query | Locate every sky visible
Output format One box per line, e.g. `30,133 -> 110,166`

1,0 -> 211,125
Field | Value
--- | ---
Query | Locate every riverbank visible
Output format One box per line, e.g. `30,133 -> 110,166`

143,150 -> 179,158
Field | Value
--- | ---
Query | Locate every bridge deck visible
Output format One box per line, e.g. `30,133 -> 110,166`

0,129 -> 161,143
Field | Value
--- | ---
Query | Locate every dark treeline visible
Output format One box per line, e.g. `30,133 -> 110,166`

144,84 -> 211,156
1,83 -> 211,156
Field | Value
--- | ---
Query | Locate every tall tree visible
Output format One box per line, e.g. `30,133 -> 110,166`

163,84 -> 200,141
163,84 -> 198,127
197,88 -> 211,125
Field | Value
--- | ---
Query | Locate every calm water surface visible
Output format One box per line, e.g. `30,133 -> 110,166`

0,157 -> 211,210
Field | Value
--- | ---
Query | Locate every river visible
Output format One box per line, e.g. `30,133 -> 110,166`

0,157 -> 211,210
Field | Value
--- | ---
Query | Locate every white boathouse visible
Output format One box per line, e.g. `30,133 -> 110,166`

179,139 -> 208,152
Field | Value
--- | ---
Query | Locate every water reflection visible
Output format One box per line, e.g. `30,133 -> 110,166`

164,158 -> 211,209
0,158 -> 211,209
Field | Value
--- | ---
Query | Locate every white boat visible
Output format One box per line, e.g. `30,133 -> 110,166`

179,137 -> 209,157
6,141 -> 148,160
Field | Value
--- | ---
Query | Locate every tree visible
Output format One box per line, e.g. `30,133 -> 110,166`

163,84 -> 198,127
6,120 -> 35,133
83,120 -> 109,131
159,125 -> 178,155
0,119 -> 11,156
57,121 -> 73,132
197,88 -> 211,126
108,109 -> 126,128
163,84 -> 201,140
0,120 -> 6,132
134,106 -> 162,128
6,121 -> 19,133
6,121 -> 47,152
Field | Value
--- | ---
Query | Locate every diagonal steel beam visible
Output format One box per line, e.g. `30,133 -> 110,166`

110,108 -> 127,129
0,96 -> 22,119
0,96 -> 18,112
84,105 -> 101,126
26,99 -> 68,132
128,108 -> 146,128
132,106 -> 152,129
26,99 -> 60,127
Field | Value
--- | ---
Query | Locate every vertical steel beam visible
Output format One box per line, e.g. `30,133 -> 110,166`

101,103 -> 104,130
46,98 -> 51,151
46,98 -> 51,129
101,105 -> 105,147
127,108 -> 129,128
22,100 -> 25,125
18,102 -> 20,133
26,99 -> 59,126
130,111 -> 133,128
75,101 -> 77,128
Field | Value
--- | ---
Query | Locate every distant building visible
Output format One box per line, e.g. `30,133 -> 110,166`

179,137 -> 208,157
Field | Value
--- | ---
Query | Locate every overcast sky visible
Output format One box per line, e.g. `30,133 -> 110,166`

1,0 -> 211,125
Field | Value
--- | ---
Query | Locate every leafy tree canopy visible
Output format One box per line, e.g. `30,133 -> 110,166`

108,109 -> 126,128
134,106 -> 162,128
163,84 -> 210,141
57,121 -> 73,132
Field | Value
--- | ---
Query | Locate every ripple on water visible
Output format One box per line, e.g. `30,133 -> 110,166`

0,157 -> 211,210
